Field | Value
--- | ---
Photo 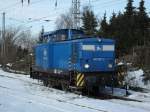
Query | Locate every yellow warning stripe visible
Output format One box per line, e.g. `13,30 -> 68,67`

78,74 -> 84,84
77,80 -> 84,87
118,72 -> 121,77
118,71 -> 125,77
77,75 -> 84,86
79,80 -> 85,87
121,72 -> 125,75
77,73 -> 81,81
119,81 -> 122,85
76,73 -> 85,87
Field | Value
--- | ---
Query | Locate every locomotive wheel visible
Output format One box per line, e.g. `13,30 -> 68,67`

48,80 -> 54,88
61,82 -> 69,91
43,80 -> 49,86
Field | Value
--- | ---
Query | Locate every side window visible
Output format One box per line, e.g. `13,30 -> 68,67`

102,45 -> 115,51
55,34 -> 67,41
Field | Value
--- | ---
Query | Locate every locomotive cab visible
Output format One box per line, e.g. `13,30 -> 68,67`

79,38 -> 115,72
70,37 -> 115,92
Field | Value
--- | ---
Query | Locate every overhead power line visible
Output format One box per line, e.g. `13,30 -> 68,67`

85,0 -> 126,8
5,4 -> 66,28
93,0 -> 127,15
8,17 -> 26,23
96,0 -> 126,8
0,0 -> 47,13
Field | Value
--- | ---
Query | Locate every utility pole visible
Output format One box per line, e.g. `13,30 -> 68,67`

72,0 -> 80,29
1,12 -> 6,65
40,26 -> 44,42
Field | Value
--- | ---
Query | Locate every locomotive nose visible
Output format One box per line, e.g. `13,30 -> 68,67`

81,58 -> 114,72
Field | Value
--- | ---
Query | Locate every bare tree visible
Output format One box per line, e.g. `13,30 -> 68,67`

16,30 -> 36,51
1,27 -> 21,64
0,26 -> 35,65
55,9 -> 73,29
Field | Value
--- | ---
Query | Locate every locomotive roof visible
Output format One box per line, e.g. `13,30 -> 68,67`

41,29 -> 115,44
37,38 -> 115,48
42,29 -> 84,38
52,37 -> 115,44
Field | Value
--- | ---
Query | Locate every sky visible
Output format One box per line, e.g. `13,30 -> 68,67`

0,0 -> 149,36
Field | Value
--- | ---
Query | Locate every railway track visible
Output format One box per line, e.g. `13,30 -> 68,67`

1,70 -> 148,112
0,76 -> 108,112
4,68 -> 139,102
88,93 -> 142,102
0,72 -> 106,111
0,71 -> 142,103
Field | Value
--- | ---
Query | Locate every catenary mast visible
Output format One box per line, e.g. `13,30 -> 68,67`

72,0 -> 80,29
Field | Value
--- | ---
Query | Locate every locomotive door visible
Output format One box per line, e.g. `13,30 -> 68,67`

71,43 -> 85,88
71,42 -> 78,63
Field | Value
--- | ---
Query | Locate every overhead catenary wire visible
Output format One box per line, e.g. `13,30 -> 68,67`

0,0 -> 61,26
96,0 -> 127,16
1,0 -> 148,34
4,7 -> 68,30
80,0 -> 127,15
0,0 -> 62,29
80,0 -> 127,17
22,8 -> 64,25
4,0 -> 130,33
93,0 -> 127,8
7,12 -> 59,27
3,0 -> 127,28
0,0 -> 126,14
8,17 -> 26,23
80,0 -> 127,9
0,0 -> 127,17
0,0 -> 48,13
81,0 -> 125,6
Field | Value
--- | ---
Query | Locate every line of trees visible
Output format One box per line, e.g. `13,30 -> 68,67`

82,0 -> 150,56
56,0 -> 150,57
0,26 -> 36,71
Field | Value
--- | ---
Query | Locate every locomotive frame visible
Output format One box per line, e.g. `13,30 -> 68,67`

30,29 -> 116,94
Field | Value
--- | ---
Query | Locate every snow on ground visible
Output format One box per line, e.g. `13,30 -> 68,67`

127,69 -> 150,89
0,69 -> 150,112
110,90 -> 150,112
101,87 -> 127,97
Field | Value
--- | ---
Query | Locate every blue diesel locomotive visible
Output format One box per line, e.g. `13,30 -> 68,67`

30,29 -> 115,93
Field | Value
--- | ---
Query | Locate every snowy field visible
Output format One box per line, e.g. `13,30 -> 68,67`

0,70 -> 150,112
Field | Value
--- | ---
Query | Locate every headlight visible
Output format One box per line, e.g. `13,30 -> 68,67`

84,64 -> 90,69
108,64 -> 113,68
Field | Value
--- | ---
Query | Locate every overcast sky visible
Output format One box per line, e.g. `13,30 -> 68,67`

0,0 -> 149,35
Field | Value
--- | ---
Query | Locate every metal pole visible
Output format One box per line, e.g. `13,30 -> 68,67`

111,73 -> 114,95
1,12 -> 6,65
72,0 -> 80,29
